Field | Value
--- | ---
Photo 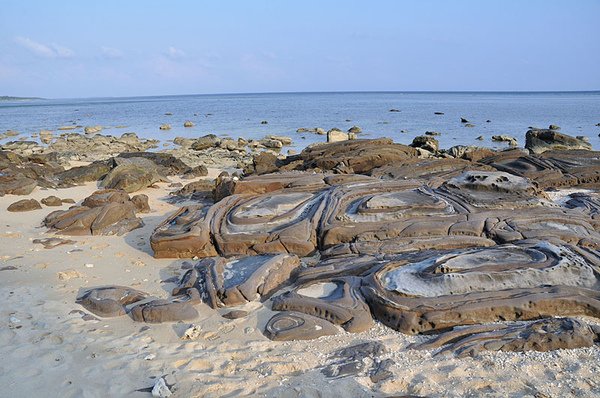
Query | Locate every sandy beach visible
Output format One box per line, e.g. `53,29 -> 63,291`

1,149 -> 599,397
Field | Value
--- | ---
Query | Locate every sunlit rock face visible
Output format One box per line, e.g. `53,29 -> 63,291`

371,157 -> 495,188
271,276 -> 373,333
151,205 -> 218,258
480,149 -> 600,189
361,241 -> 600,334
212,189 -> 327,257
196,254 -> 301,308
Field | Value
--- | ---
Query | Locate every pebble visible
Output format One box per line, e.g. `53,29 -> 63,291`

151,377 -> 172,397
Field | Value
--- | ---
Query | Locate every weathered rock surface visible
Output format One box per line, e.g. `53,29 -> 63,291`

41,195 -> 64,206
272,277 -> 373,333
44,189 -> 145,235
198,254 -> 300,308
100,158 -> 167,193
479,149 -> 600,189
76,286 -> 149,317
411,135 -> 439,152
264,311 -> 339,341
410,318 -> 600,357
321,341 -> 388,379
526,129 -> 592,154
7,198 -> 42,212
361,241 -> 600,334
302,139 -> 417,174
129,289 -> 200,323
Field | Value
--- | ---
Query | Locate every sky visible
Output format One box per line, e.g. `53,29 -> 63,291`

0,0 -> 599,98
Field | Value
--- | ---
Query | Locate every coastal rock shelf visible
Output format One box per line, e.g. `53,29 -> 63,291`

65,139 -> 600,356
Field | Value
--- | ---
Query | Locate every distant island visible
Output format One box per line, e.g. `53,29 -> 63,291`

0,96 -> 44,101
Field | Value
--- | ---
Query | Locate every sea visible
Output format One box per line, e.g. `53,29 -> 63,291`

1,91 -> 599,152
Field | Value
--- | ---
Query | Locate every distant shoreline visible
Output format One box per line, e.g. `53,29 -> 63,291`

0,96 -> 44,102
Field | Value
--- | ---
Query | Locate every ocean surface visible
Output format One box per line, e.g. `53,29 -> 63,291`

1,91 -> 599,151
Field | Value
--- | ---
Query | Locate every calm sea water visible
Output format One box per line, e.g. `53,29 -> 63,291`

1,91 -> 599,151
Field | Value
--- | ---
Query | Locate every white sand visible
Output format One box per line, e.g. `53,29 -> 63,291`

1,180 -> 599,397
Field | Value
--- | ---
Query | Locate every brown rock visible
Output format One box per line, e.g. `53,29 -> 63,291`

7,198 -> 42,212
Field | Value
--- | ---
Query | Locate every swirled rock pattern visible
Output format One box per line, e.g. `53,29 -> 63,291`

74,140 -> 600,350
410,318 -> 600,357
271,277 -> 373,332
361,241 -> 600,334
196,254 -> 300,308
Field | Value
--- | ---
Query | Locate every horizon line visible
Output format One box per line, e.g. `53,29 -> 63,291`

6,89 -> 600,101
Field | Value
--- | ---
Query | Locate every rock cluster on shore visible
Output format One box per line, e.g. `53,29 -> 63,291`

3,123 -> 600,369
61,128 -> 600,359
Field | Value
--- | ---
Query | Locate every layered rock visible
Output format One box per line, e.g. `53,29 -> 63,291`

410,318 -> 600,357
525,129 -> 592,154
361,241 -> 600,334
44,189 -> 145,235
196,254 -> 300,308
479,149 -> 600,189
271,277 -> 373,333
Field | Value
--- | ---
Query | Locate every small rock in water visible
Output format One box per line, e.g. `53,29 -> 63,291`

84,263 -> 94,268
260,120 -> 268,124
151,377 -> 172,397
434,111 -> 444,115
460,117 -> 470,123
389,109 -> 400,112
144,354 -> 156,361
159,124 -> 171,130
183,121 -> 194,127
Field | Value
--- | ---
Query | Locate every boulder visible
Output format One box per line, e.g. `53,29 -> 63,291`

0,172 -> 37,196
129,289 -> 200,323
55,161 -> 111,187
191,134 -> 220,151
100,159 -> 166,193
84,126 -> 102,134
327,129 -> 349,143
41,195 -> 63,206
410,135 -> 439,152
7,198 -> 42,212
44,190 -> 145,236
76,286 -> 149,317
300,139 -> 417,175
525,129 -> 592,154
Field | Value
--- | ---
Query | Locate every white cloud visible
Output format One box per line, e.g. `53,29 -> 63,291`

166,46 -> 186,59
101,46 -> 124,59
15,36 -> 74,58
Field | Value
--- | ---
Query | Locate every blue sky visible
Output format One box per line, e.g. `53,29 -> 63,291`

0,0 -> 598,98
